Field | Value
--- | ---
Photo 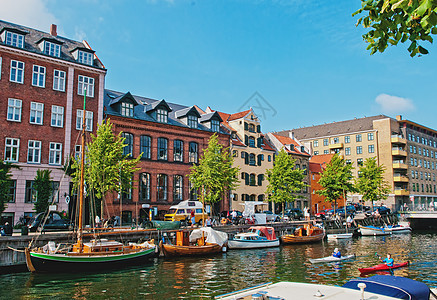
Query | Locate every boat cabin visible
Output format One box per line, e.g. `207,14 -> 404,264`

294,224 -> 324,237
71,239 -> 134,253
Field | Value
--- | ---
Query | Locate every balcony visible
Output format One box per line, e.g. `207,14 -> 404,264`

393,175 -> 409,182
391,135 -> 407,144
392,148 -> 407,156
394,188 -> 409,196
328,143 -> 344,149
393,161 -> 408,169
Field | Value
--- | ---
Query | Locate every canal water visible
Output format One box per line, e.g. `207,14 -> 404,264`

1,231 -> 436,299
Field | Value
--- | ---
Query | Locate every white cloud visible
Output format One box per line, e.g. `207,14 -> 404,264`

375,94 -> 415,113
0,0 -> 58,32
74,27 -> 86,42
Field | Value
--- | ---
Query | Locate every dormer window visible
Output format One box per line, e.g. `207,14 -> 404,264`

157,108 -> 168,123
78,50 -> 93,65
121,102 -> 134,117
5,31 -> 24,48
211,119 -> 220,132
44,41 -> 60,57
188,115 -> 198,129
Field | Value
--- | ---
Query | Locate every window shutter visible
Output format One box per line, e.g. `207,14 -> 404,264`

257,155 -> 262,166
244,122 -> 248,130
245,174 -> 249,185
257,137 -> 262,148
245,154 -> 249,165
245,135 -> 249,145
257,125 -> 261,133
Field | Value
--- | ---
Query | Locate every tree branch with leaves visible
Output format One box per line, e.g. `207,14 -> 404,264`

0,159 -> 20,215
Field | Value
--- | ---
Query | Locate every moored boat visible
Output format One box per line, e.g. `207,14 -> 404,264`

359,261 -> 409,275
384,224 -> 412,234
281,223 -> 325,244
228,226 -> 279,249
358,225 -> 391,236
327,233 -> 353,240
309,254 -> 355,264
159,227 -> 228,257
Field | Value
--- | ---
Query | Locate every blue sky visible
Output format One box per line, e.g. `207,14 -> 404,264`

1,0 -> 436,132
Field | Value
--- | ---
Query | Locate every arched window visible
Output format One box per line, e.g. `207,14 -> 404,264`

139,173 -> 150,202
173,175 -> 183,202
157,174 -> 168,201
157,138 -> 168,160
249,154 -> 256,166
140,135 -> 151,159
250,174 -> 256,186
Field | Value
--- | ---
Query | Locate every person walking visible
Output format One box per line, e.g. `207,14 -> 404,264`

190,210 -> 195,228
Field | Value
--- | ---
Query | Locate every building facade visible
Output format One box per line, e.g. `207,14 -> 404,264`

103,90 -> 230,222
266,132 -> 311,211
309,154 -> 336,214
0,20 -> 106,225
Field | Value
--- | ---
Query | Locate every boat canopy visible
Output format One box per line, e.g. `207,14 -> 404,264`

342,275 -> 430,300
248,226 -> 276,240
189,227 -> 228,247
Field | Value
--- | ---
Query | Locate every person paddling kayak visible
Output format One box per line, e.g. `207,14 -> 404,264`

332,248 -> 341,258
380,253 -> 394,267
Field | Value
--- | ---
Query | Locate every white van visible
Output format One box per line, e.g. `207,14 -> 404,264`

164,200 -> 208,224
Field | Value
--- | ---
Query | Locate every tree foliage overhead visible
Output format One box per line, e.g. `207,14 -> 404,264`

355,157 -> 391,209
189,134 -> 239,207
71,119 -> 141,216
33,169 -> 53,214
353,0 -> 437,56
266,149 -> 306,216
316,154 -> 355,208
0,159 -> 20,215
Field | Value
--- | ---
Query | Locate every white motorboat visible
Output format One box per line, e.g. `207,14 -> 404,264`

327,233 -> 353,239
309,254 -> 355,264
384,224 -> 412,234
228,226 -> 279,249
358,225 -> 391,236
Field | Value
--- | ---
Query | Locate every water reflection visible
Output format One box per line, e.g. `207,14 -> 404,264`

0,232 -> 435,299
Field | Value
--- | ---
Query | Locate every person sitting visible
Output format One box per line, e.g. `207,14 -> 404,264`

381,253 -> 394,267
332,248 -> 341,258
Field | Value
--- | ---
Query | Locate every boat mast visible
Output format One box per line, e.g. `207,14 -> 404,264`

77,88 -> 87,251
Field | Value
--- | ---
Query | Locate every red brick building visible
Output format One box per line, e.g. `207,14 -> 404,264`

0,20 -> 106,225
309,154 -> 337,214
103,90 -> 230,222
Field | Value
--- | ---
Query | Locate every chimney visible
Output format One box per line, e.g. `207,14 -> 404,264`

288,131 -> 294,140
396,115 -> 402,121
50,24 -> 57,37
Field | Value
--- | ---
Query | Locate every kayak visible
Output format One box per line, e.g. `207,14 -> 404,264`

309,254 -> 355,264
359,262 -> 409,274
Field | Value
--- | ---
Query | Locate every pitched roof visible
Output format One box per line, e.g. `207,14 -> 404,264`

310,154 -> 334,165
276,115 -> 391,140
174,106 -> 201,119
309,162 -> 323,173
228,109 -> 252,121
271,133 -> 310,157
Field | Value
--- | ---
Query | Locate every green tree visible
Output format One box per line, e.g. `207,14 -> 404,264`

266,149 -> 306,219
71,119 -> 141,217
353,0 -> 437,56
189,134 -> 239,218
355,157 -> 391,210
316,154 -> 355,212
33,169 -> 53,213
0,160 -> 20,215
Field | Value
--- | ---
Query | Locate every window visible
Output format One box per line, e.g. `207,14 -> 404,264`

157,138 -> 168,160
268,155 -> 271,162
189,142 -> 198,163
346,159 -> 352,164
345,136 -> 350,143
174,140 -> 184,162
76,110 -> 93,131
122,132 -> 133,157
7,98 -> 22,122
156,108 -> 168,123
249,153 -> 256,166
333,137 -> 339,143
368,144 -> 375,153
324,150 -> 329,154
356,146 -> 363,154
51,105 -> 64,127
27,140 -> 41,163
419,148 -> 422,155
357,158 -> 363,166
232,150 -> 238,157
188,115 -> 198,129
49,142 -> 62,165
74,145 -> 81,160
25,181 -> 37,203
32,65 -> 46,87
323,139 -> 328,146
5,138 -> 19,162
257,174 -> 264,186
211,119 -> 220,132
140,135 -> 151,159
345,147 -> 351,156
314,140 -> 319,147
7,180 -> 16,203
44,41 -> 60,57
314,151 -> 319,155
121,102 -> 134,117
78,50 -> 93,65
189,180 -> 198,201
249,174 -> 256,186
367,132 -> 374,141
356,134 -> 362,142
78,75 -> 94,97
10,60 -> 24,83
139,173 -> 151,202
248,136 -> 255,147
30,102 -> 44,125
173,175 -> 183,202
157,174 -> 168,201
53,70 -> 65,91
5,31 -> 24,48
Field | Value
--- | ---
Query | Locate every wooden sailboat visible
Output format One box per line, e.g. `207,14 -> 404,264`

25,91 -> 156,273
280,223 -> 325,244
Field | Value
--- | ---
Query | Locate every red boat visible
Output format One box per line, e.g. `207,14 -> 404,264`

359,262 -> 409,274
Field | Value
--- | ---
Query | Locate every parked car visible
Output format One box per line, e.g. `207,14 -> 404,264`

28,211 -> 72,232
263,210 -> 281,222
372,206 -> 391,215
284,208 -> 303,221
